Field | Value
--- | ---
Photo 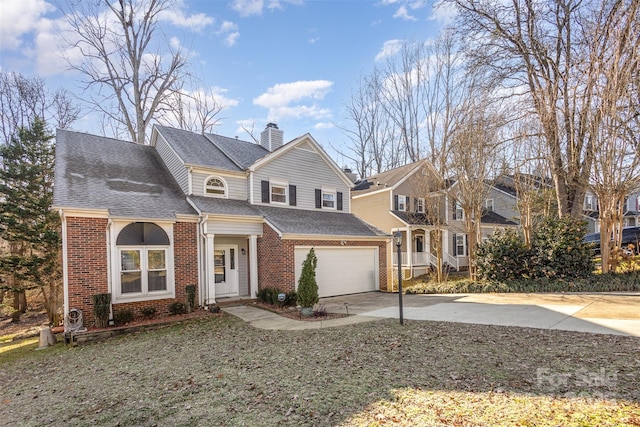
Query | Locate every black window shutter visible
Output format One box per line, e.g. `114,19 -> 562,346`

465,235 -> 469,256
453,234 -> 457,256
337,192 -> 343,211
414,198 -> 418,212
394,195 -> 399,210
315,189 -> 322,208
289,185 -> 297,206
261,180 -> 269,203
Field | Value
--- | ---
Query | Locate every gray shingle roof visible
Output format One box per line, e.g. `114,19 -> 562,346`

353,161 -> 422,194
53,129 -> 195,219
203,133 -> 269,169
188,196 -> 262,217
481,211 -> 518,225
257,205 -> 388,237
154,125 -> 242,172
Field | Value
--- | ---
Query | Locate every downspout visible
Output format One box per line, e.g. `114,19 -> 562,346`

106,218 -> 112,296
199,214 -> 209,306
58,210 -> 69,318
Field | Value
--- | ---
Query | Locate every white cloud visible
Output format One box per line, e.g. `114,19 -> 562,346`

253,80 -> 333,121
393,5 -> 417,21
158,0 -> 214,32
314,122 -> 334,130
231,0 -> 264,17
430,0 -> 458,25
0,0 -> 55,51
375,39 -> 403,62
217,21 -> 240,47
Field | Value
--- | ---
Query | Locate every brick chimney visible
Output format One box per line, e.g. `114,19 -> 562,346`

260,123 -> 283,152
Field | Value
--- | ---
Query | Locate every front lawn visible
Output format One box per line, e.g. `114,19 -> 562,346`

1,314 -> 638,426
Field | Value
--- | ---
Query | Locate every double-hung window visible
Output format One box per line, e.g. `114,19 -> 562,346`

455,234 -> 466,256
120,248 -> 168,294
114,222 -> 173,303
322,189 -> 336,209
397,195 -> 407,211
417,198 -> 425,213
454,201 -> 464,220
270,182 -> 288,204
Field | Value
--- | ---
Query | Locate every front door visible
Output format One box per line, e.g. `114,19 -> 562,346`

212,245 -> 238,297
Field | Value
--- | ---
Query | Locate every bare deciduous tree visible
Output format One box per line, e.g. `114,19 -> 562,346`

63,0 -> 187,144
0,72 -> 79,143
588,0 -> 640,273
449,83 -> 503,280
451,0 -> 637,219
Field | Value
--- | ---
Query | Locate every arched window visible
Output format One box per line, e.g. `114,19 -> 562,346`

205,177 -> 227,197
116,222 -> 172,298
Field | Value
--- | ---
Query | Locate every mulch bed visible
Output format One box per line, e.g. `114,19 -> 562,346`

249,301 -> 353,322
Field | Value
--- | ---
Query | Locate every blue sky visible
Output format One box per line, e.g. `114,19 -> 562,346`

0,0 -> 453,166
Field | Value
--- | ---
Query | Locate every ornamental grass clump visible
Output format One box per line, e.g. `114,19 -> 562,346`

296,248 -> 319,312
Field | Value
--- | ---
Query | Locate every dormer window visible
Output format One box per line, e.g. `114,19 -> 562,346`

205,177 -> 227,197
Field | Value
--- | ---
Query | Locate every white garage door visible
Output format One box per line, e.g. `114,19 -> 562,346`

294,246 -> 379,298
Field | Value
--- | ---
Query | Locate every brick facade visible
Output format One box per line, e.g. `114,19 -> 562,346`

65,217 -> 199,327
256,223 -> 388,293
66,217 -> 109,326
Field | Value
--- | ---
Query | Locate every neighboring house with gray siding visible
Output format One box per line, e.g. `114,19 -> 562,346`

53,124 -> 388,326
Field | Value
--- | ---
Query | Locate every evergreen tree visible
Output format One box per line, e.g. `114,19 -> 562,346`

0,117 -> 61,322
296,248 -> 319,309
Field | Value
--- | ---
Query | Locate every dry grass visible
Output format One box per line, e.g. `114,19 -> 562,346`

1,314 -> 638,426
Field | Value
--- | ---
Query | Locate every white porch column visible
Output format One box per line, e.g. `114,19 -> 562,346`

406,227 -> 413,268
205,233 -> 215,304
249,235 -> 258,297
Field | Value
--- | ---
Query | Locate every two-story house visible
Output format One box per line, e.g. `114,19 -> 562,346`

351,160 -> 517,283
53,124 -> 388,324
582,188 -> 640,233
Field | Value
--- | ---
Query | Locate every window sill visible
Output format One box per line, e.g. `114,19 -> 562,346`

112,291 -> 175,304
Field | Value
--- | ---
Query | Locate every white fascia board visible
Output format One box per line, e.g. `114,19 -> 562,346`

351,187 -> 392,199
187,165 -> 247,178
52,207 -> 109,218
389,211 -> 411,226
108,217 -> 177,225
174,214 -> 200,223
264,218 -> 283,238
203,214 -> 263,223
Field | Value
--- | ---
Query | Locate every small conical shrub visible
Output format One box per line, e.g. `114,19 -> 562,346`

297,248 -> 319,308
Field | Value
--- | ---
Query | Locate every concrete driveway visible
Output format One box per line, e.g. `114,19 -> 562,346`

319,292 -> 640,337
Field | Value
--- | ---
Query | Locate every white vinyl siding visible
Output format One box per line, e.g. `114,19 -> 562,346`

192,171 -> 247,199
155,134 -> 189,195
252,144 -> 351,212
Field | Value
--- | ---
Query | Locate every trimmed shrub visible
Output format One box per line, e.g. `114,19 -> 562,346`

114,309 -> 134,326
141,307 -> 156,319
476,229 -> 531,282
168,301 -> 187,315
92,293 -> 111,328
185,284 -> 197,313
297,248 -> 319,308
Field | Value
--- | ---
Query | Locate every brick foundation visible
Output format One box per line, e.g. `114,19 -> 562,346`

257,223 -> 388,293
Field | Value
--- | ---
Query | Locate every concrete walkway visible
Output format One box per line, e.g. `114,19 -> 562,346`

222,292 -> 640,337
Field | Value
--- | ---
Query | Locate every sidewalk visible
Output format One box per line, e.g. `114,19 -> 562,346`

222,292 -> 640,337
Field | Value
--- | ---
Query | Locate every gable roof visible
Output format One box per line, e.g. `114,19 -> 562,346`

353,160 -> 434,195
203,133 -> 268,169
481,211 -> 518,226
257,205 -> 388,238
53,129 -> 195,219
153,125 -> 246,172
249,133 -> 355,188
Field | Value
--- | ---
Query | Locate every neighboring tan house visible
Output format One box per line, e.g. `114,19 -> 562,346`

351,160 -> 517,282
53,124 -> 388,325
